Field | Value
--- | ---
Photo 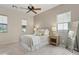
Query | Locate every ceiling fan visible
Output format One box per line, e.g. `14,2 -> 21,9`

12,4 -> 41,14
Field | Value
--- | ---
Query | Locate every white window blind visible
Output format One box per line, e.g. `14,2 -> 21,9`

58,24 -> 63,30
58,23 -> 68,30
0,15 -> 7,24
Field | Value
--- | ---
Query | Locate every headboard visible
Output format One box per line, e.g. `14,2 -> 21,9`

34,29 -> 49,36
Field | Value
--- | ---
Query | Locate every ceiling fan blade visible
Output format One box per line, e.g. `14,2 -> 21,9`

34,8 -> 41,10
32,10 -> 37,14
26,10 -> 31,13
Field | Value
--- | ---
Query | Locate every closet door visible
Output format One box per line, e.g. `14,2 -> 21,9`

75,22 -> 79,51
69,21 -> 79,51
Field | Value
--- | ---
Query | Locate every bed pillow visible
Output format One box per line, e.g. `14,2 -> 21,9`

34,29 -> 45,36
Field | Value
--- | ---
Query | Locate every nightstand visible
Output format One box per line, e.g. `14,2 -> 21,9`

49,36 -> 60,46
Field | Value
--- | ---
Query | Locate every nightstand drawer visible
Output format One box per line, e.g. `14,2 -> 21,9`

49,36 -> 60,46
50,38 -> 56,42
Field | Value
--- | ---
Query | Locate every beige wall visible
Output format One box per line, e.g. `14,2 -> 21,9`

0,4 -> 79,45
34,4 -> 79,31
0,7 -> 34,45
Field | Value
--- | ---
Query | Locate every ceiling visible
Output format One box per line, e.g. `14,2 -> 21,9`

0,4 -> 59,16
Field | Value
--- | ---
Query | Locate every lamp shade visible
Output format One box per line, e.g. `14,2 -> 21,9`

52,27 -> 56,31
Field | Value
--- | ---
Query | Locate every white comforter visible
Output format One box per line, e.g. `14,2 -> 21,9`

20,35 -> 49,51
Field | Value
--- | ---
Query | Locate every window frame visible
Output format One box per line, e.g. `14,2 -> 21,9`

0,14 -> 8,33
21,19 -> 27,33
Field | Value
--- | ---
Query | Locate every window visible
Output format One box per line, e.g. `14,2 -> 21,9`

0,15 -> 7,32
57,12 -> 71,30
58,23 -> 68,30
58,23 -> 63,30
21,19 -> 27,32
63,23 -> 68,30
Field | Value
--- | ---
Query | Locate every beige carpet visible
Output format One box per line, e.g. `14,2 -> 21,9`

0,42 -> 77,55
25,45 -> 73,55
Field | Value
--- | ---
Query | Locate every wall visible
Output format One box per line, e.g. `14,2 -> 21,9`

34,4 -> 79,48
25,15 -> 34,34
0,7 -> 34,45
34,4 -> 79,31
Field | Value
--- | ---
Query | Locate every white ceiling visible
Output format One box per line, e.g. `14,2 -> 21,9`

0,4 -> 59,16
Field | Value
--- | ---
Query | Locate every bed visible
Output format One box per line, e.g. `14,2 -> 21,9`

20,29 -> 49,51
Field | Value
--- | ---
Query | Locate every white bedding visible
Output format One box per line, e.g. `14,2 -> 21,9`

20,35 -> 49,51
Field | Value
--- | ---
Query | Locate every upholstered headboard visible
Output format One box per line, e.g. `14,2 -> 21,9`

34,29 -> 49,36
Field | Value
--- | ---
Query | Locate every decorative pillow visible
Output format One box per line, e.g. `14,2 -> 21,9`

34,29 -> 45,36
33,29 -> 49,36
44,29 -> 49,35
